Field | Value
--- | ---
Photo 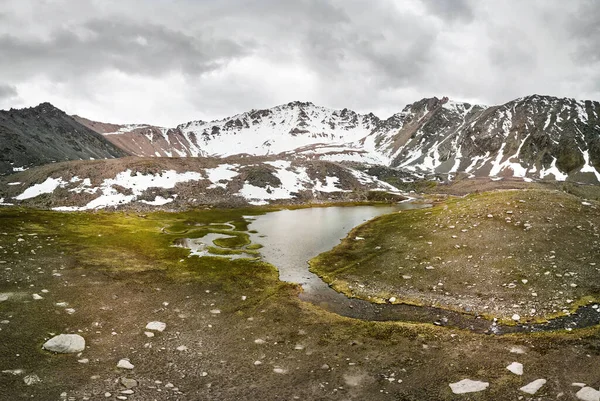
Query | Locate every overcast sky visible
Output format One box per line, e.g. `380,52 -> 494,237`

0,0 -> 598,126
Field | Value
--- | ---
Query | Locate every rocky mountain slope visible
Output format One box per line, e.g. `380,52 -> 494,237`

77,96 -> 600,183
0,156 -> 403,210
365,95 -> 600,183
74,101 -> 384,162
0,103 -> 129,175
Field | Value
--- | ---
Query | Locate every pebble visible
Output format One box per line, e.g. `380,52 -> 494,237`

78,358 -> 89,364
32,293 -> 43,300
388,297 -> 396,303
144,331 -> 155,338
2,369 -> 24,375
121,378 -> 138,388
23,374 -> 41,385
117,359 -> 134,370
145,321 -> 166,332
43,334 -> 86,354
449,379 -> 489,394
510,346 -> 527,354
512,314 -> 521,321
176,345 -> 188,351
273,368 -> 287,374
210,309 -> 221,314
519,379 -> 546,395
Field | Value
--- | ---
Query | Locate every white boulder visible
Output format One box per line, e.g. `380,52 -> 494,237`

506,362 -> 523,375
42,334 -> 85,353
449,379 -> 489,394
145,321 -> 166,332
519,379 -> 546,395
576,387 -> 600,401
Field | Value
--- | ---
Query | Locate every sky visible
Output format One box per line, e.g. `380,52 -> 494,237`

0,0 -> 598,127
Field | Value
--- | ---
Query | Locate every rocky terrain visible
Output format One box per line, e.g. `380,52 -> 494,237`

1,206 -> 600,401
0,104 -> 128,175
310,189 -> 600,323
0,156 -> 402,210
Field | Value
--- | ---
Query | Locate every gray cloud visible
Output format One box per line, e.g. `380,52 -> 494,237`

0,18 -> 250,81
0,0 -> 598,126
421,0 -> 474,22
0,84 -> 17,100
568,1 -> 600,65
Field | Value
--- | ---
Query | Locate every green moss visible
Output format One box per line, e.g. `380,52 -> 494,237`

309,189 -> 600,321
246,243 -> 263,250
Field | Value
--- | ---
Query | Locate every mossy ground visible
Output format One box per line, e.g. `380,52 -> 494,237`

310,189 -> 600,322
0,205 -> 599,400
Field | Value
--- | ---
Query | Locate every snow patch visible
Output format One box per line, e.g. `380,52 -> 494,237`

205,164 -> 239,189
15,177 -> 65,200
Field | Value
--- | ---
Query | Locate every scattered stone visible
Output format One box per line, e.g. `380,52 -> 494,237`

23,374 -> 41,385
519,379 -> 546,395
121,378 -> 138,388
32,293 -> 43,300
78,358 -> 89,364
388,297 -> 396,303
104,393 -> 111,398
321,364 -> 330,370
117,359 -> 134,370
254,339 -> 266,344
210,309 -> 221,314
253,360 -> 263,366
273,367 -> 287,374
576,387 -> 600,401
144,331 -> 155,338
43,334 -> 85,353
2,369 -> 24,375
506,362 -> 523,375
145,321 -> 166,332
176,345 -> 188,351
449,379 -> 489,394
573,383 -> 587,388
512,314 -> 521,322
510,346 -> 527,354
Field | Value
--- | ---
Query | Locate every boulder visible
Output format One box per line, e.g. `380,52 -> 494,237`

42,334 -> 85,353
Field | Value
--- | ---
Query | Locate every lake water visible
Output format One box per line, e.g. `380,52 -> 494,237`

246,203 -> 600,333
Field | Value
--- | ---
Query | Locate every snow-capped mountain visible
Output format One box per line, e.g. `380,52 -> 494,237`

366,95 -> 600,183
75,101 -> 381,159
69,95 -> 600,184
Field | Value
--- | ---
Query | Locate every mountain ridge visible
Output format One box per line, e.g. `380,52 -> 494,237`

3,95 -> 600,183
0,103 -> 129,175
